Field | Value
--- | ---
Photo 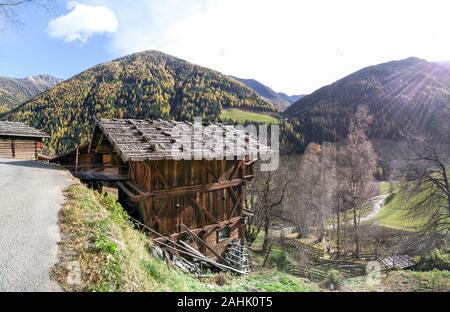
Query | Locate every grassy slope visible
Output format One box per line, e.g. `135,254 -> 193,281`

343,270 -> 450,292
374,193 -> 425,230
53,184 -> 317,292
378,181 -> 392,196
374,182 -> 448,231
220,108 -> 280,124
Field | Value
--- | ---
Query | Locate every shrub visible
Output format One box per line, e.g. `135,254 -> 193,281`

267,249 -> 289,270
415,249 -> 450,271
321,269 -> 343,290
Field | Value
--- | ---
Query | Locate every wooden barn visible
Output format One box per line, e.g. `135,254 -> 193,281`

0,121 -> 49,160
52,118 -> 269,271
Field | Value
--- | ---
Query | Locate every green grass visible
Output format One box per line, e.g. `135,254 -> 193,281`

374,192 -> 429,230
221,270 -> 319,292
378,181 -> 396,196
375,180 -> 450,232
54,184 -> 318,292
220,108 -> 280,124
343,270 -> 450,292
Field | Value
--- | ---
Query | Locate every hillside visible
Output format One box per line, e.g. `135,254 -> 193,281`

437,60 -> 450,68
220,108 -> 280,124
284,57 -> 450,145
54,183 -> 318,292
3,51 -> 275,155
0,75 -> 61,113
231,76 -> 303,111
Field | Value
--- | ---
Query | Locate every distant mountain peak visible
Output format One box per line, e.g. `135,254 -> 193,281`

0,74 -> 62,113
230,76 -> 305,111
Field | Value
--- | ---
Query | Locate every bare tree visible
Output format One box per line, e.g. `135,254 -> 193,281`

245,158 -> 291,253
334,180 -> 346,257
318,142 -> 337,247
282,154 -> 306,237
283,144 -> 321,239
339,106 -> 377,258
282,142 -> 337,249
396,120 -> 450,247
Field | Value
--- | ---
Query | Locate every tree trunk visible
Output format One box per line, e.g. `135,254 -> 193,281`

317,225 -> 324,243
336,209 -> 341,258
262,219 -> 270,253
296,226 -> 303,239
353,206 -> 359,259
447,192 -> 450,216
262,245 -> 272,267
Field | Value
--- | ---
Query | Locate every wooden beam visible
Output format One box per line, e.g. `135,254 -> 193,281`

227,186 -> 240,218
207,167 -> 220,183
155,197 -> 170,217
125,181 -> 149,196
229,189 -> 244,218
187,195 -> 218,225
229,161 -> 243,181
117,181 -> 148,202
146,161 -> 172,190
150,179 -> 243,198
159,217 -> 241,242
75,146 -> 79,174
244,159 -> 257,166
180,224 -> 229,264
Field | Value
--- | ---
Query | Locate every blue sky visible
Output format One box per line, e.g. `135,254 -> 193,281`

1,0 -> 450,94
0,1 -> 117,80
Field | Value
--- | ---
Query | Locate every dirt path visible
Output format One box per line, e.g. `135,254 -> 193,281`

0,159 -> 72,292
360,195 -> 387,223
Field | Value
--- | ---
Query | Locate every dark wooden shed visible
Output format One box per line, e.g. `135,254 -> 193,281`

53,118 -> 268,262
0,121 -> 49,160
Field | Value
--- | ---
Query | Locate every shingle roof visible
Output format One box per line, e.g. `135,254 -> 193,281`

0,121 -> 49,139
96,118 -> 271,162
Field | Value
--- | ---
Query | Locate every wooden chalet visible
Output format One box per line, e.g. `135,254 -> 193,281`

0,121 -> 49,160
52,118 -> 269,269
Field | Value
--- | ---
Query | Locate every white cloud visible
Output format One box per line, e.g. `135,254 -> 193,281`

48,1 -> 118,44
83,0 -> 450,94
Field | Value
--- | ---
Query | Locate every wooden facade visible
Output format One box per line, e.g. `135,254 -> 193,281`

0,121 -> 48,160
126,159 -> 253,256
52,118 -> 266,260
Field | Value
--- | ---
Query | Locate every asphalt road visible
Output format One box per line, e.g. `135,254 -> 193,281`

0,159 -> 71,292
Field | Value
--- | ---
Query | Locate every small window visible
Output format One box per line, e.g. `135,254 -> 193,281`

217,227 -> 231,243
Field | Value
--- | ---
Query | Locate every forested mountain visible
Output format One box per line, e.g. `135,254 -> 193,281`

0,75 -> 61,113
3,50 -> 275,155
231,76 -> 303,111
284,57 -> 450,145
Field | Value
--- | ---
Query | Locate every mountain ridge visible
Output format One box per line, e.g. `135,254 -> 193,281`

231,76 -> 304,111
284,57 -> 450,146
3,50 -> 276,155
0,74 -> 62,112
